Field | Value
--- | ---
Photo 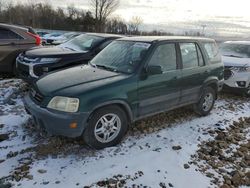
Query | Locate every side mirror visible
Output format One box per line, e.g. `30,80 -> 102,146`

147,65 -> 162,75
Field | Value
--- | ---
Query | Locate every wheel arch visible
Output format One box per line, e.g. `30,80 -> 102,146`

87,100 -> 134,124
202,77 -> 219,99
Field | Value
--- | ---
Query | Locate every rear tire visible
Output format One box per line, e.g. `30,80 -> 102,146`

194,87 -> 216,116
83,105 -> 128,149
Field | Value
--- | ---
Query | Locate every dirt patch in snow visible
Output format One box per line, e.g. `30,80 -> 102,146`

85,171 -> 145,188
0,134 -> 9,142
192,117 -> 250,188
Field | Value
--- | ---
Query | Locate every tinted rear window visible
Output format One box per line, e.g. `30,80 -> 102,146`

0,28 -> 23,40
203,42 -> 221,64
28,27 -> 37,35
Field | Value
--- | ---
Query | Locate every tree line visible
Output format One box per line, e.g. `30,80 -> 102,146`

0,0 -> 175,36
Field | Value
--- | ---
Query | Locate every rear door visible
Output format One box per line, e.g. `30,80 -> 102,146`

178,42 -> 209,104
0,27 -> 24,72
138,42 -> 181,117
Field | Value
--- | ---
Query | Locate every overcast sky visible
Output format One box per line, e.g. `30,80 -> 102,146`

14,0 -> 250,36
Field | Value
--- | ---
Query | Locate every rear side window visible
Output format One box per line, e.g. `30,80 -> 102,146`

180,43 -> 199,69
28,27 -> 37,35
0,28 -> 23,40
203,42 -> 221,64
148,43 -> 177,72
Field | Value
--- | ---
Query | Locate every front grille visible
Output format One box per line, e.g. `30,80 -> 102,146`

30,88 -> 44,104
17,62 -> 29,76
224,66 -> 233,80
34,92 -> 44,103
47,39 -> 54,44
17,54 -> 40,78
18,54 -> 38,64
33,65 -> 44,77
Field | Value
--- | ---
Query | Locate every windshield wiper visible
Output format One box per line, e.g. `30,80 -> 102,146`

63,46 -> 76,51
89,61 -> 97,68
96,64 -> 118,72
224,54 -> 243,58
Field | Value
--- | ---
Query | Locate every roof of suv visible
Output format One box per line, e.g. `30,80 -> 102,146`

224,41 -> 250,45
86,32 -> 123,38
0,23 -> 28,31
118,36 -> 215,43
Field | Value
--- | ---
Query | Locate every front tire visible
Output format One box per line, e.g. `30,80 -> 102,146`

12,63 -> 18,77
83,105 -> 128,149
194,87 -> 216,116
244,85 -> 250,97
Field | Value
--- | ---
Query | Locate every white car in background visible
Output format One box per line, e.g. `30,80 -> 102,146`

220,41 -> 250,96
52,32 -> 81,45
41,32 -> 63,45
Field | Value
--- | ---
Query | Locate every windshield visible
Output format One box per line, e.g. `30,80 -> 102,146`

50,33 -> 61,37
220,43 -> 250,58
63,33 -> 77,39
90,40 -> 151,74
60,34 -> 104,51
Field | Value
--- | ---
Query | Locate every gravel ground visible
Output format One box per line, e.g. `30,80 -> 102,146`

0,79 -> 249,188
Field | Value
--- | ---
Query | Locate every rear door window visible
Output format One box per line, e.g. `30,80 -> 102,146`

180,43 -> 199,69
0,28 -> 23,40
203,42 -> 221,64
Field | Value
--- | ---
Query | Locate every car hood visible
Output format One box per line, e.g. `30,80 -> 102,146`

48,36 -> 65,40
36,65 -> 125,96
222,56 -> 250,67
25,46 -> 86,57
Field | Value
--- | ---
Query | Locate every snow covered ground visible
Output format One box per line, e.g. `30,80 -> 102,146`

0,79 -> 249,188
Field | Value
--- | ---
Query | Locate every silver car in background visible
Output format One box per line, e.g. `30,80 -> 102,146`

52,32 -> 81,45
220,41 -> 250,96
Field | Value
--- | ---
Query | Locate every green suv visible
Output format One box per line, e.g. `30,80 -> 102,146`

24,36 -> 224,149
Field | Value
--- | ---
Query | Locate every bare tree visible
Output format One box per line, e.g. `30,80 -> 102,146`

0,0 -> 4,13
5,0 -> 14,23
90,0 -> 120,32
106,15 -> 127,34
128,16 -> 143,35
67,4 -> 80,20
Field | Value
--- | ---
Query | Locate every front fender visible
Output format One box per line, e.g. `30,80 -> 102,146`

89,99 -> 134,123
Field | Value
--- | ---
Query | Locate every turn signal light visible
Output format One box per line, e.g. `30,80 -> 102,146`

70,122 -> 77,129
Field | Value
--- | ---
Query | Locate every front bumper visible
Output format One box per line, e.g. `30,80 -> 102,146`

16,58 -> 38,84
23,95 -> 89,137
224,71 -> 250,89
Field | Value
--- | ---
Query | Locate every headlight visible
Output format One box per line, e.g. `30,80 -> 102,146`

231,66 -> 250,72
39,58 -> 60,63
244,66 -> 250,72
47,96 -> 79,112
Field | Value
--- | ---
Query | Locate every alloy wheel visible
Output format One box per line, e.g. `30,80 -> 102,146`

202,93 -> 214,111
94,113 -> 121,143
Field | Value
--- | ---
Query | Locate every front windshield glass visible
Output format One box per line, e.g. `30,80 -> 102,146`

50,33 -> 61,37
60,34 -> 104,51
63,33 -> 75,38
220,43 -> 250,58
90,40 -> 151,74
